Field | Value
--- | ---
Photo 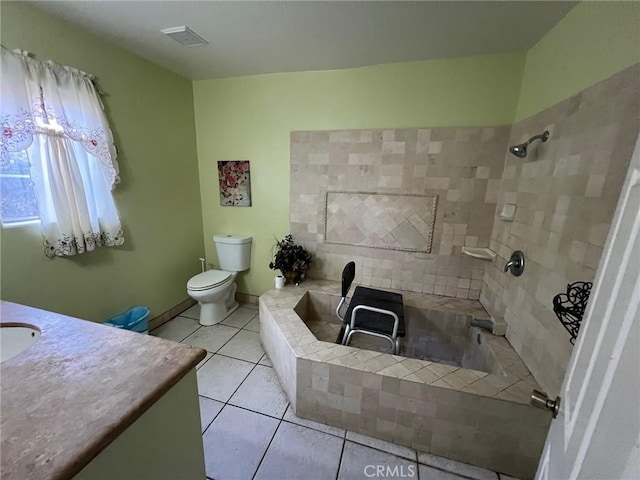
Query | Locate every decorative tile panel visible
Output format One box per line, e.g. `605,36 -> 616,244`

324,191 -> 437,253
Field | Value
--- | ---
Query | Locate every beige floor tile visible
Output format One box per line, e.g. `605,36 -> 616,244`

199,395 -> 223,432
255,422 -> 344,480
203,405 -> 278,480
182,324 -> 239,353
418,464 -> 469,480
217,329 -> 264,363
221,306 -> 258,329
244,317 -> 260,332
196,354 -> 254,402
338,441 -> 417,480
418,452 -> 498,480
229,365 -> 288,418
346,431 -> 416,461
150,316 -> 200,342
180,304 -> 200,320
258,353 -> 272,367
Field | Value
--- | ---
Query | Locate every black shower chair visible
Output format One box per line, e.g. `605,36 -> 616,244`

336,261 -> 405,354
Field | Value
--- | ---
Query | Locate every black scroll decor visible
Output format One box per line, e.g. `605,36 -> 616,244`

552,281 -> 593,345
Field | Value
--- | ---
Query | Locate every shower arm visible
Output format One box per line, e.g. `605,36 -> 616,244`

524,131 -> 550,145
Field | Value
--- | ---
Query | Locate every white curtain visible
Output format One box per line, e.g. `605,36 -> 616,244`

1,47 -> 124,257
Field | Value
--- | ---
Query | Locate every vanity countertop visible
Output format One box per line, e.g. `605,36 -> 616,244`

0,300 -> 206,480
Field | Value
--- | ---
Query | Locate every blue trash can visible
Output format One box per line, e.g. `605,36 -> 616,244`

104,306 -> 150,334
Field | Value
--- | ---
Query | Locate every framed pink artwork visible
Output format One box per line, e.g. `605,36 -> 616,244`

217,160 -> 251,206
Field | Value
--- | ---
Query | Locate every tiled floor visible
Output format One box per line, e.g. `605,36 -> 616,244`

151,304 -> 520,480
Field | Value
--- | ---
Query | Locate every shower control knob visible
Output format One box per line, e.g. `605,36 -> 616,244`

504,250 -> 525,276
531,389 -> 561,418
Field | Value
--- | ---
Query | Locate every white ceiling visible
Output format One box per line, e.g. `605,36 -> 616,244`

28,1 -> 578,81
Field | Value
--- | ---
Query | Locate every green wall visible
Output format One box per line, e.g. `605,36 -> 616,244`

0,2 -> 204,321
516,1 -> 640,121
3,1 -> 638,310
193,54 -> 526,295
193,1 -> 640,297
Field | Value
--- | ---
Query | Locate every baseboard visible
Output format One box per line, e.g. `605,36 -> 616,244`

236,292 -> 259,306
149,298 -> 196,331
149,292 -> 258,331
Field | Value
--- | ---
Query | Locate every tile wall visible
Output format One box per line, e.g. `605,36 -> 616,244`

481,64 -> 640,394
290,127 -> 510,300
289,65 -> 639,399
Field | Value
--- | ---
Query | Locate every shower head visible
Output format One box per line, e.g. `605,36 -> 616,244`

509,143 -> 528,158
509,130 -> 550,158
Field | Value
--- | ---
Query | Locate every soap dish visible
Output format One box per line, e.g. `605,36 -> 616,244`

497,203 -> 516,221
462,246 -> 497,261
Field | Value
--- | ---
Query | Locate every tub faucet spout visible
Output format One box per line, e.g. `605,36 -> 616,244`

503,260 -> 516,272
470,318 -> 494,333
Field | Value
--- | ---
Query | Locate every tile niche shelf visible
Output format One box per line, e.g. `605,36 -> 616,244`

461,246 -> 497,261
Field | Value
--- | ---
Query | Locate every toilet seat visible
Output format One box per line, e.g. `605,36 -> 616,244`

187,270 -> 232,291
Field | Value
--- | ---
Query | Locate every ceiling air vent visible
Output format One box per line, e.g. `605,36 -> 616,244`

161,26 -> 208,47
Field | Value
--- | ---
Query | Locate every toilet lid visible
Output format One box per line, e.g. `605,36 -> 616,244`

188,270 -> 232,291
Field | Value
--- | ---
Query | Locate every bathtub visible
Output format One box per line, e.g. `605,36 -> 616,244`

260,280 -> 551,479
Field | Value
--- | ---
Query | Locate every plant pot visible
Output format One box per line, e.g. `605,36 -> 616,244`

282,269 -> 308,285
283,272 -> 297,284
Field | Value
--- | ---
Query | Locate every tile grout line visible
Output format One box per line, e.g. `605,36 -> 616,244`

343,436 -> 417,464
198,314 -> 265,434
214,351 -> 264,365
251,416 -> 284,480
193,322 -> 263,367
279,418 -> 344,440
187,323 -> 244,358
200,351 -> 273,434
200,395 -> 226,435
155,305 -> 256,336
222,399 -> 288,423
334,435 -> 347,480
179,324 -> 202,343
222,355 -> 260,401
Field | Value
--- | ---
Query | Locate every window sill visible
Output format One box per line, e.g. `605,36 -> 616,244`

2,219 -> 41,229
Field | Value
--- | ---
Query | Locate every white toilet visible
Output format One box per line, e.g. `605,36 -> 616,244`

187,234 -> 252,326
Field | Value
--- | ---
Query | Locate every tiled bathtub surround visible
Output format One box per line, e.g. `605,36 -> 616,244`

304,291 -> 495,368
260,281 -> 551,478
290,127 -> 510,300
481,64 -> 640,395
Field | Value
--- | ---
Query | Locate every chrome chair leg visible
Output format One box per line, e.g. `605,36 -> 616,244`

341,325 -> 351,345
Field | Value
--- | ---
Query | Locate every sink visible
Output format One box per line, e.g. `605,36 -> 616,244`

0,324 -> 41,362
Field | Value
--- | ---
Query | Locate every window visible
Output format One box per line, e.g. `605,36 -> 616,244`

0,150 -> 39,226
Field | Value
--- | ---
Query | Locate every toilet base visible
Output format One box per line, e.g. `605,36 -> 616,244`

198,282 -> 239,326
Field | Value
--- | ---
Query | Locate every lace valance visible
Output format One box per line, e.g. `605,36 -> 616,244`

0,47 -> 120,189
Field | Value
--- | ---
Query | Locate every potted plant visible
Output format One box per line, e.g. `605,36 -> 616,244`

269,234 -> 312,285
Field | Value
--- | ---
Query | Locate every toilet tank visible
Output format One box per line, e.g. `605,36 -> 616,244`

213,234 -> 252,272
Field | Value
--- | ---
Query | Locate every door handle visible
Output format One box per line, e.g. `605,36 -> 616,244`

531,389 -> 561,418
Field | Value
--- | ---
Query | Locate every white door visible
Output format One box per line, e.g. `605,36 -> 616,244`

536,135 -> 640,480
